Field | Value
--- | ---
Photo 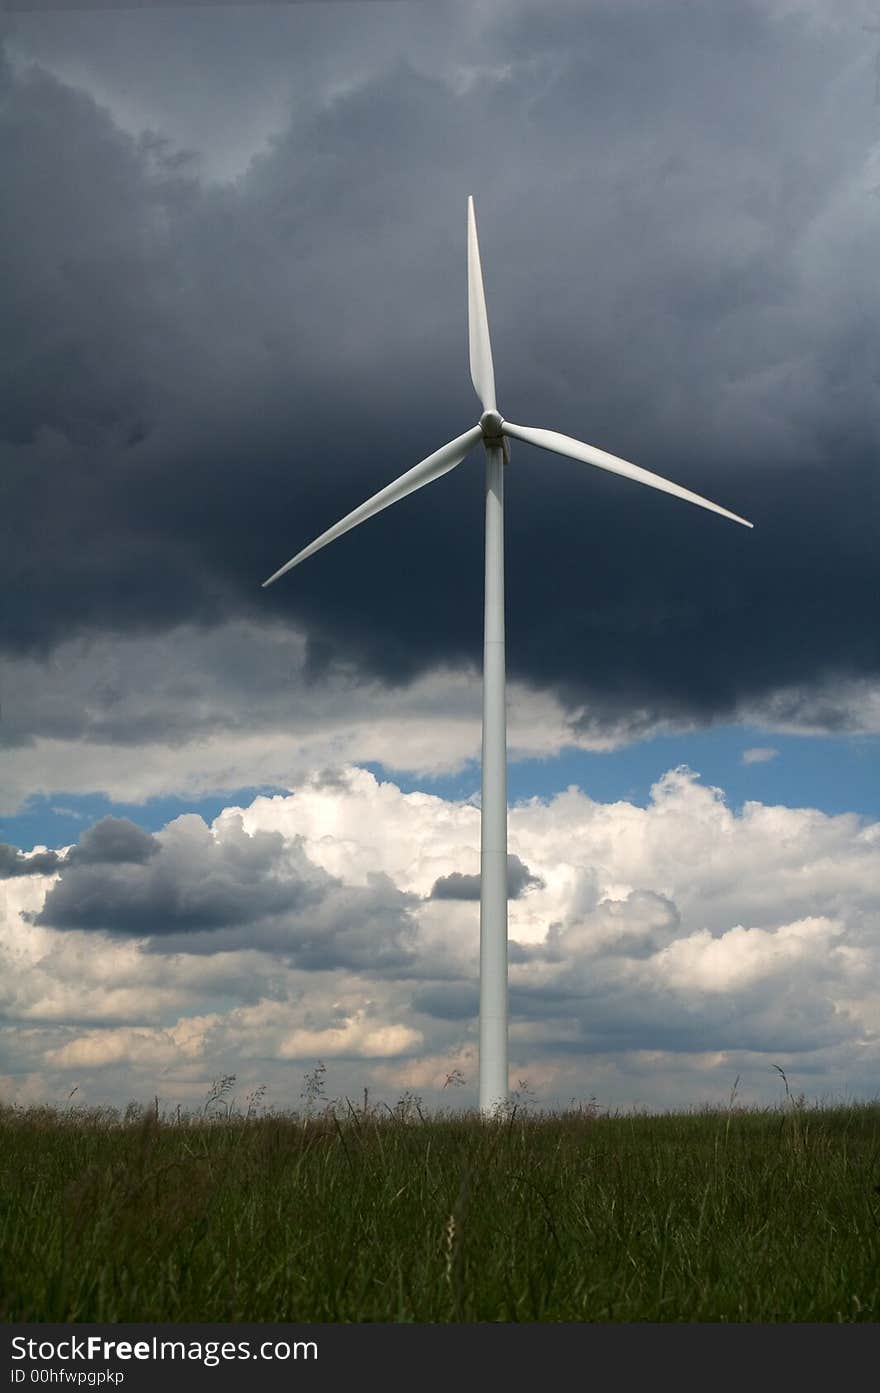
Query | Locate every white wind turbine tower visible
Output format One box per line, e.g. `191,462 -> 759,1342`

263,197 -> 753,1116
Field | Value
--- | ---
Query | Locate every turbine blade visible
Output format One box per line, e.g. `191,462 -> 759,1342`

262,425 -> 483,587
501,421 -> 753,529
467,195 -> 497,413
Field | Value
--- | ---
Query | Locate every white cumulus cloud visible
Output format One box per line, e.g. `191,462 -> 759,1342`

742,746 -> 779,765
2,764 -> 878,1113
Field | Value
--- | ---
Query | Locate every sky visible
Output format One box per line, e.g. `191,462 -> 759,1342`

1,0 -> 879,1116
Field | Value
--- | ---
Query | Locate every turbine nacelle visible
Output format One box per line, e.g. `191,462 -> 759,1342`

479,409 -> 505,441
479,409 -> 510,462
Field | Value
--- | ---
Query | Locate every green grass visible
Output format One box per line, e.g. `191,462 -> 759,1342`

2,1096 -> 880,1321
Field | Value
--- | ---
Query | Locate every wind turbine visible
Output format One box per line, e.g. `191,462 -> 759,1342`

263,197 -> 753,1116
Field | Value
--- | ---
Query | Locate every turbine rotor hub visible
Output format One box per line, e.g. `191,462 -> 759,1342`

479,410 -> 505,443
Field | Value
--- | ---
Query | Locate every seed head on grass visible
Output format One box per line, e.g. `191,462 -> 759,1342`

300,1061 -> 327,1117
443,1069 -> 466,1090
203,1074 -> 237,1120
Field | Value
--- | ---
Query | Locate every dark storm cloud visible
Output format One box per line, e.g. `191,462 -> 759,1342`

32,810 -> 420,969
429,854 -> 543,901
67,816 -> 159,865
33,815 -> 313,932
2,2 -> 879,734
0,816 -> 156,875
0,843 -> 61,877
134,871 -> 420,972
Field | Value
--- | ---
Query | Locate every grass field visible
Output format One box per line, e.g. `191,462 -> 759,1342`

2,1089 -> 880,1322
